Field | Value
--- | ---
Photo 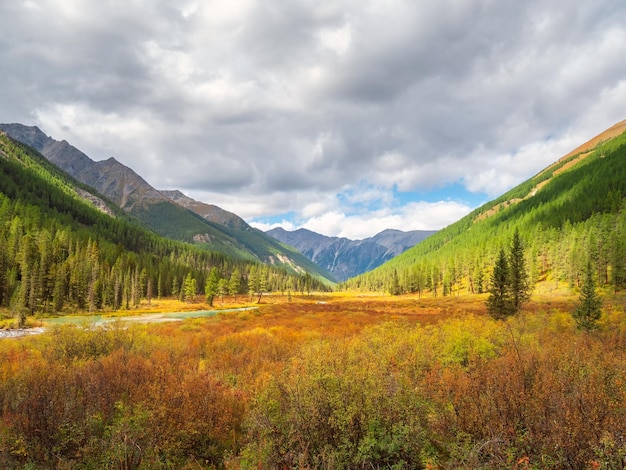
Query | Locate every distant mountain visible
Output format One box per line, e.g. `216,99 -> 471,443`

160,190 -> 337,283
0,123 -> 335,284
266,227 -> 436,281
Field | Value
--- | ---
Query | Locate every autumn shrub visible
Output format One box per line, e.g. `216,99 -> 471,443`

0,324 -> 247,469
425,319 -> 626,469
241,324 -> 436,469
40,322 -> 139,362
1,298 -> 626,469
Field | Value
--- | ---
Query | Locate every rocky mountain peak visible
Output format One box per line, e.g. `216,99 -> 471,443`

266,227 -> 436,281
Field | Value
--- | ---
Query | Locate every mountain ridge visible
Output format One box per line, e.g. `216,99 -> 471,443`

160,190 -> 249,230
267,227 -> 436,281
0,123 -> 335,283
0,130 -> 331,318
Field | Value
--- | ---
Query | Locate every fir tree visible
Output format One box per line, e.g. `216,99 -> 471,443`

572,260 -> 602,331
486,248 -> 513,320
508,228 -> 531,314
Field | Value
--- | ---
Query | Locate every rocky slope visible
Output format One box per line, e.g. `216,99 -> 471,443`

160,190 -> 249,230
266,227 -> 436,281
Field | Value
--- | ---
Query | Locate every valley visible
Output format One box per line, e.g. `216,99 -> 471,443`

2,1 -> 625,466
267,227 -> 437,281
1,119 -> 626,467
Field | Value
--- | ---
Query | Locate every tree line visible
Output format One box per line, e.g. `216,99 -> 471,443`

0,195 -> 325,321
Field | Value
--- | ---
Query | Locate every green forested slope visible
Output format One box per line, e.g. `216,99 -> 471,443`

0,123 -> 336,282
346,128 -> 626,295
0,133 -> 328,319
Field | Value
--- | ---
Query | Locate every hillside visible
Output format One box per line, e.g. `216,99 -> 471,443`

160,190 -> 336,283
0,123 -> 335,283
267,227 -> 436,281
0,131 -> 329,318
346,120 -> 626,295
160,190 -> 249,230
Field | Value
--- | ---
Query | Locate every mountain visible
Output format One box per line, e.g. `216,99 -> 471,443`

0,123 -> 335,284
266,227 -> 436,281
345,119 -> 626,295
160,190 -> 248,230
160,190 -> 337,283
0,130 -> 330,316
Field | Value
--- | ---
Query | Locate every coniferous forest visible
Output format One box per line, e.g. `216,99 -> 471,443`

0,133 -> 327,321
344,130 -> 626,297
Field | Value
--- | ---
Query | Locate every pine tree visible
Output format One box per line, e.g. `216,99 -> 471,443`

228,268 -> 241,299
389,269 -> 400,295
217,278 -> 229,304
508,228 -> 531,314
572,260 -> 602,331
183,272 -> 197,303
486,248 -> 513,320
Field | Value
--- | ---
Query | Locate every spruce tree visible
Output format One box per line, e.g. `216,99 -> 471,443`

509,228 -> 531,314
486,248 -> 513,320
573,260 -> 602,331
487,229 -> 531,320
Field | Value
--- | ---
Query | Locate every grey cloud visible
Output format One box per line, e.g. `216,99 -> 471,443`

1,0 -> 626,225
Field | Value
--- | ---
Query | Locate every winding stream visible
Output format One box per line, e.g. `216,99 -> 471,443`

0,307 -> 258,338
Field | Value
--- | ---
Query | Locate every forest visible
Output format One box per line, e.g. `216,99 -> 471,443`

344,131 -> 626,298
0,133 -> 327,323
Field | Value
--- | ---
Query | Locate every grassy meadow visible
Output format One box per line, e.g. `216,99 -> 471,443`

0,288 -> 625,469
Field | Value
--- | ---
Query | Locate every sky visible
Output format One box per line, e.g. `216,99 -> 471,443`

1,1 -> 626,239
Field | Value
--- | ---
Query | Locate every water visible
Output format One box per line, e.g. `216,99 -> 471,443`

0,307 -> 258,338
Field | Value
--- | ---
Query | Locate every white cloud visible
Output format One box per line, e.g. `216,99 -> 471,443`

318,23 -> 352,55
253,199 -> 473,240
302,200 -> 473,239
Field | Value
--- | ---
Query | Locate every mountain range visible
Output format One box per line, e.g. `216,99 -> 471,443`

0,123 -> 436,284
266,227 -> 436,282
4,118 -> 624,297
0,123 -> 335,284
0,129 -> 333,318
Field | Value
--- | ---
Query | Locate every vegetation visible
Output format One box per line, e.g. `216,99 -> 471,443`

0,133 -> 328,320
573,259 -> 603,331
486,248 -> 513,319
344,130 -> 626,299
2,120 -> 626,467
486,229 -> 531,319
0,294 -> 624,468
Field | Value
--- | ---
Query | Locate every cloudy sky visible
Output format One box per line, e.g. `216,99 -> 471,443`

1,0 -> 626,239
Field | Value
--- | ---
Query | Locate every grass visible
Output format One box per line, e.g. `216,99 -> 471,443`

1,284 -> 625,468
